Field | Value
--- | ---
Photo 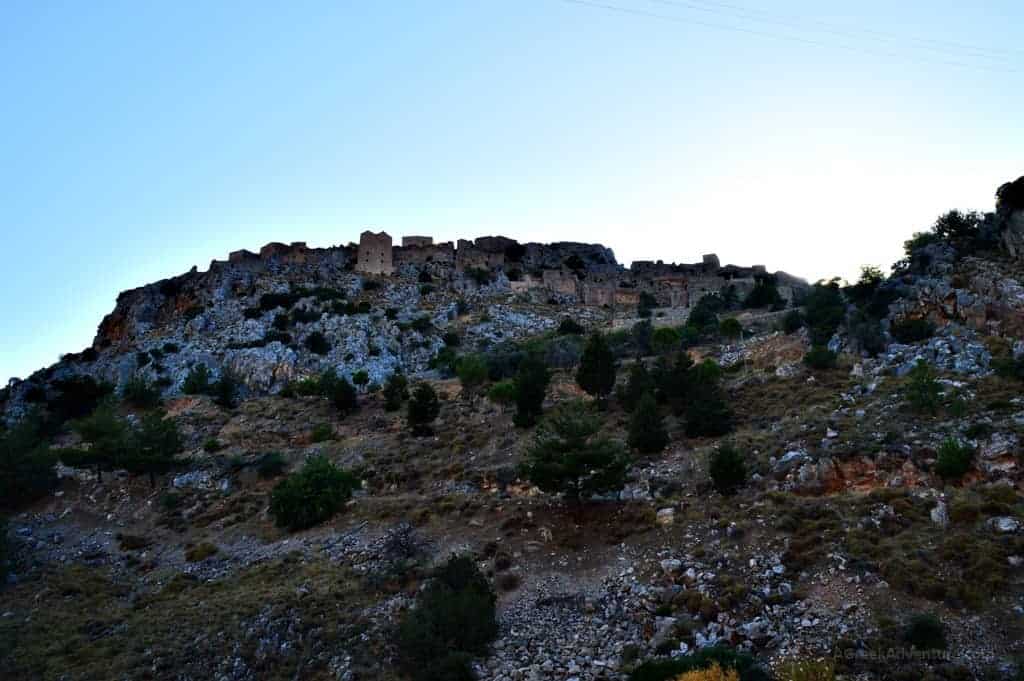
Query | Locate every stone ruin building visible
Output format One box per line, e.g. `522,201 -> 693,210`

355,230 -> 394,275
209,230 -> 805,315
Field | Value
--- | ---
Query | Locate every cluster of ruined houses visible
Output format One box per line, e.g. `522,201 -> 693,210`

222,230 -> 791,311
350,231 -> 785,310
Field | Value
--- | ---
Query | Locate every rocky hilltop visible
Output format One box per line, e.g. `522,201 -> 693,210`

2,234 -> 804,420
2,177 -> 1024,681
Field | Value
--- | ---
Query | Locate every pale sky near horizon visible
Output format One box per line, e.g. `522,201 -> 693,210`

2,1 -> 1021,383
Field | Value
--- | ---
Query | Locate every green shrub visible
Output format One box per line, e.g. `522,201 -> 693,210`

519,400 -> 630,502
891,318 -> 935,344
486,379 -> 517,406
182,365 -> 212,395
456,355 -> 489,400
557,317 -> 585,335
202,438 -> 223,453
782,309 -> 804,333
709,445 -> 746,495
903,613 -> 947,650
185,542 -> 218,562
383,373 -> 409,412
291,306 -> 321,324
442,330 -> 461,347
906,360 -> 941,414
320,370 -> 358,415
773,658 -> 835,681
429,346 -> 458,377
628,392 -> 668,454
211,370 -> 240,409
407,383 -> 441,435
411,315 -> 433,333
351,370 -> 370,388
803,346 -> 837,370
304,331 -> 331,355
269,456 -> 358,530
719,318 -> 742,340
992,355 -> 1024,380
121,376 -> 161,409
394,555 -> 498,681
934,438 -> 973,480
310,423 -> 334,443
651,327 -> 682,355
629,646 -> 769,681
256,451 -> 287,478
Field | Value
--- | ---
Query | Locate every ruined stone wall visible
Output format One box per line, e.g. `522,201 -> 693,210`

456,239 -> 506,272
402,236 -> 433,247
394,241 -> 455,267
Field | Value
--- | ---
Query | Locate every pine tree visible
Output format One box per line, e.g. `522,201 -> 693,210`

513,355 -> 550,427
519,400 -> 630,503
320,369 -> 358,415
407,383 -> 441,435
576,333 -> 616,406
709,444 -> 746,495
383,373 -> 409,412
618,361 -> 653,412
628,392 -> 669,454
456,354 -> 488,402
126,410 -> 183,486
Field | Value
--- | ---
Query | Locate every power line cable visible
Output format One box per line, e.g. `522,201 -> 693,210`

645,0 -> 1023,60
555,0 -> 1020,74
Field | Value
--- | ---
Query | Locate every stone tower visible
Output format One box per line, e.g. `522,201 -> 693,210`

356,231 -> 394,275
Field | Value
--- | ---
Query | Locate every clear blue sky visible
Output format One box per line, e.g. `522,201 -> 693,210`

2,1 -> 1021,383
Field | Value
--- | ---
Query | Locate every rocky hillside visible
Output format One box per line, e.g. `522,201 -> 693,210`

1,177 -> 1024,681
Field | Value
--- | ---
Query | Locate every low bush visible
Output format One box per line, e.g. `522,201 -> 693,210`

890,318 -> 935,344
719,318 -> 742,340
773,658 -> 835,681
906,360 -> 941,414
904,613 -> 947,650
322,370 -> 358,415
182,365 -> 212,395
934,438 -> 973,480
709,444 -> 746,495
394,555 -> 498,681
121,376 -> 161,409
557,317 -> 585,335
782,309 -> 804,333
629,647 -> 769,681
185,542 -> 218,562
304,331 -> 331,355
269,456 -> 358,531
310,423 -> 334,443
486,379 -> 517,406
256,451 -> 287,478
803,346 -> 837,370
